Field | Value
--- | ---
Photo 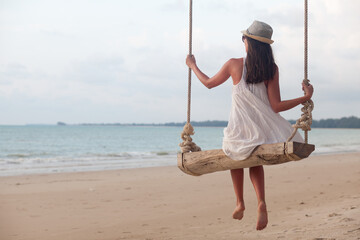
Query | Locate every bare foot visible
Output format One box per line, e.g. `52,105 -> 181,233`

256,202 -> 268,230
232,205 -> 245,220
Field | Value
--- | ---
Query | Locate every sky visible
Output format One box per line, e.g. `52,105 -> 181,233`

0,0 -> 359,125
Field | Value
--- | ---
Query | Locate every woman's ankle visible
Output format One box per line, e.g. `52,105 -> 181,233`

236,200 -> 246,210
258,201 -> 266,211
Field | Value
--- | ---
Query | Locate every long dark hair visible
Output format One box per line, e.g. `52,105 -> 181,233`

245,36 -> 276,84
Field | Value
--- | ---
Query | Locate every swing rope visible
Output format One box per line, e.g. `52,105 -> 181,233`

286,0 -> 314,144
179,0 -> 201,153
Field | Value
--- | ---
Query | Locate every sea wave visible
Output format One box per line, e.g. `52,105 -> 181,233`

0,151 -> 178,176
314,143 -> 360,155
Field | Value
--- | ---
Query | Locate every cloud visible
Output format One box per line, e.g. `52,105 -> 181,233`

161,0 -> 187,12
0,63 -> 28,84
68,56 -> 126,85
127,31 -> 150,49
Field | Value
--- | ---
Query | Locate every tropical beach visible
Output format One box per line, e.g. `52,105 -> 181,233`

1,0 -> 360,239
1,152 -> 359,240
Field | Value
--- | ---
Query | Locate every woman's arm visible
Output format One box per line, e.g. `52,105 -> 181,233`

186,55 -> 231,89
267,67 -> 314,113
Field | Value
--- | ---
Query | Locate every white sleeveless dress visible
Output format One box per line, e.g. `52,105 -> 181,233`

222,58 -> 303,160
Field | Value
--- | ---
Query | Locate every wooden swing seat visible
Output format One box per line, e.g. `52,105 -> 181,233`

178,141 -> 315,176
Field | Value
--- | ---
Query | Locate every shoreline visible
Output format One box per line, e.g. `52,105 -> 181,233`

1,150 -> 360,178
1,152 -> 359,239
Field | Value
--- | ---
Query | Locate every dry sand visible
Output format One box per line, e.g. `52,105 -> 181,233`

1,153 -> 359,240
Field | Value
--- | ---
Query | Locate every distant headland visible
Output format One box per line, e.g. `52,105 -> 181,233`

57,116 -> 360,128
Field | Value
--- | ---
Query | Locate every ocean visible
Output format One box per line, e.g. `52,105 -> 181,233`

0,125 -> 359,176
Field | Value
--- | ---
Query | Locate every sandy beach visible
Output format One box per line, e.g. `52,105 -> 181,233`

1,153 -> 359,240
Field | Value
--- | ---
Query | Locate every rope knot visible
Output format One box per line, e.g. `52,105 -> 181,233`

287,77 -> 314,143
179,123 -> 201,153
287,98 -> 314,143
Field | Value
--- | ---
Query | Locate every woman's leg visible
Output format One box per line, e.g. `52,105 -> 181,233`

230,168 -> 245,220
249,165 -> 268,230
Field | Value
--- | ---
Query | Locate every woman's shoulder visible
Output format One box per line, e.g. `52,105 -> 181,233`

226,58 -> 244,84
228,57 -> 244,65
226,58 -> 244,71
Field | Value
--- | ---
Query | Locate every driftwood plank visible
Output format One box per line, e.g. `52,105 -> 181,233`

178,142 -> 315,176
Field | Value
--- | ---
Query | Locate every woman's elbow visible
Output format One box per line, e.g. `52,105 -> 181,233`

205,82 -> 213,89
270,104 -> 281,113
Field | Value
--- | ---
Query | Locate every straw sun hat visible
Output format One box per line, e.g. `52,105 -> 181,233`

241,20 -> 274,44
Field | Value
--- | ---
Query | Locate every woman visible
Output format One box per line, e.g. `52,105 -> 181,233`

186,20 -> 314,231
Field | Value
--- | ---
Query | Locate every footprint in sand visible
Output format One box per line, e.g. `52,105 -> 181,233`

328,213 -> 342,217
341,217 -> 354,222
312,238 -> 336,240
122,198 -> 133,201
347,227 -> 360,233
